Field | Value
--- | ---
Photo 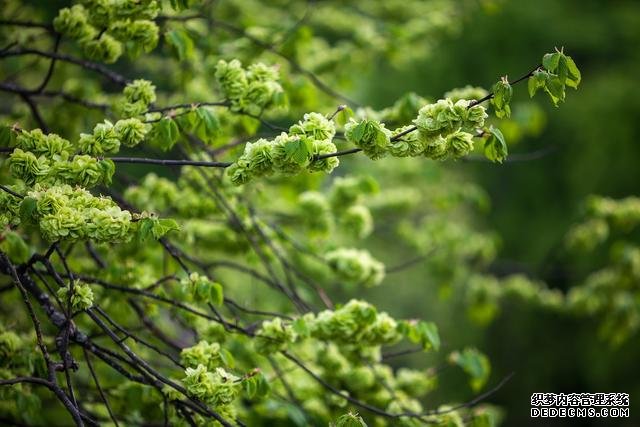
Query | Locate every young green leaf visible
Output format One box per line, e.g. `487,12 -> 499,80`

283,138 -> 312,164
19,197 -> 38,225
449,347 -> 491,391
151,218 -> 180,239
542,52 -> 561,72
0,230 -> 30,263
335,412 -> 368,427
195,107 -> 220,141
165,29 -> 194,61
0,125 -> 14,147
153,118 -> 180,150
417,321 -> 441,351
484,126 -> 508,163
490,79 -> 513,118
565,55 -> 581,88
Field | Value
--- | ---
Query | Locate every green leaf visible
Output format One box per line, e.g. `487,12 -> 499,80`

542,52 -> 561,72
0,125 -> 14,147
165,29 -> 194,61
417,321 -> 440,351
272,91 -> 288,109
151,218 -> 180,239
470,412 -> 496,427
283,138 -> 311,164
137,218 -> 155,242
490,80 -> 512,119
545,78 -> 566,106
400,320 -> 440,351
137,217 -> 179,241
351,121 -> 366,142
336,107 -> 355,127
19,197 -> 38,225
557,55 -> 569,85
484,126 -> 508,163
169,0 -> 192,11
0,231 -> 30,263
527,76 -> 537,98
195,107 -> 220,141
286,404 -> 308,426
565,56 -> 581,88
244,376 -> 257,398
292,317 -> 310,338
207,281 -> 224,306
449,347 -> 491,391
177,110 -> 198,132
254,371 -> 270,397
98,159 -> 115,185
219,348 -> 235,368
335,412 -> 368,427
154,119 -> 180,150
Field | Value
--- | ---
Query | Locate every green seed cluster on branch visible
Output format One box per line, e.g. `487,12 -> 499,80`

8,120 -> 148,187
344,98 -> 487,161
412,99 -> 488,160
227,112 -> 339,185
124,173 -> 218,218
179,272 -> 224,306
565,196 -> 640,251
560,196 -> 640,344
56,281 -> 94,311
215,60 -> 285,115
0,191 -> 21,229
182,364 -> 240,415
311,300 -> 401,345
20,184 -> 133,242
53,1 -> 160,63
586,196 -> 640,228
344,119 -> 393,160
466,274 -> 564,326
9,128 -> 116,187
181,340 -> 230,371
297,175 -> 378,239
567,243 -> 640,345
115,79 -> 157,118
254,317 -> 297,354
298,191 -> 334,236
254,299 -> 440,355
325,247 -> 385,287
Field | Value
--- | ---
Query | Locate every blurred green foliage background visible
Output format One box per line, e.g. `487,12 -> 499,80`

358,1 -> 640,425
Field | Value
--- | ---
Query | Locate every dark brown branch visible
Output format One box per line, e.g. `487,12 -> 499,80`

83,347 -> 120,427
109,157 -> 233,168
0,81 -> 108,109
468,65 -> 541,107
33,33 -> 62,93
0,48 -> 129,85
0,184 -> 24,198
19,94 -> 49,132
147,101 -> 230,113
